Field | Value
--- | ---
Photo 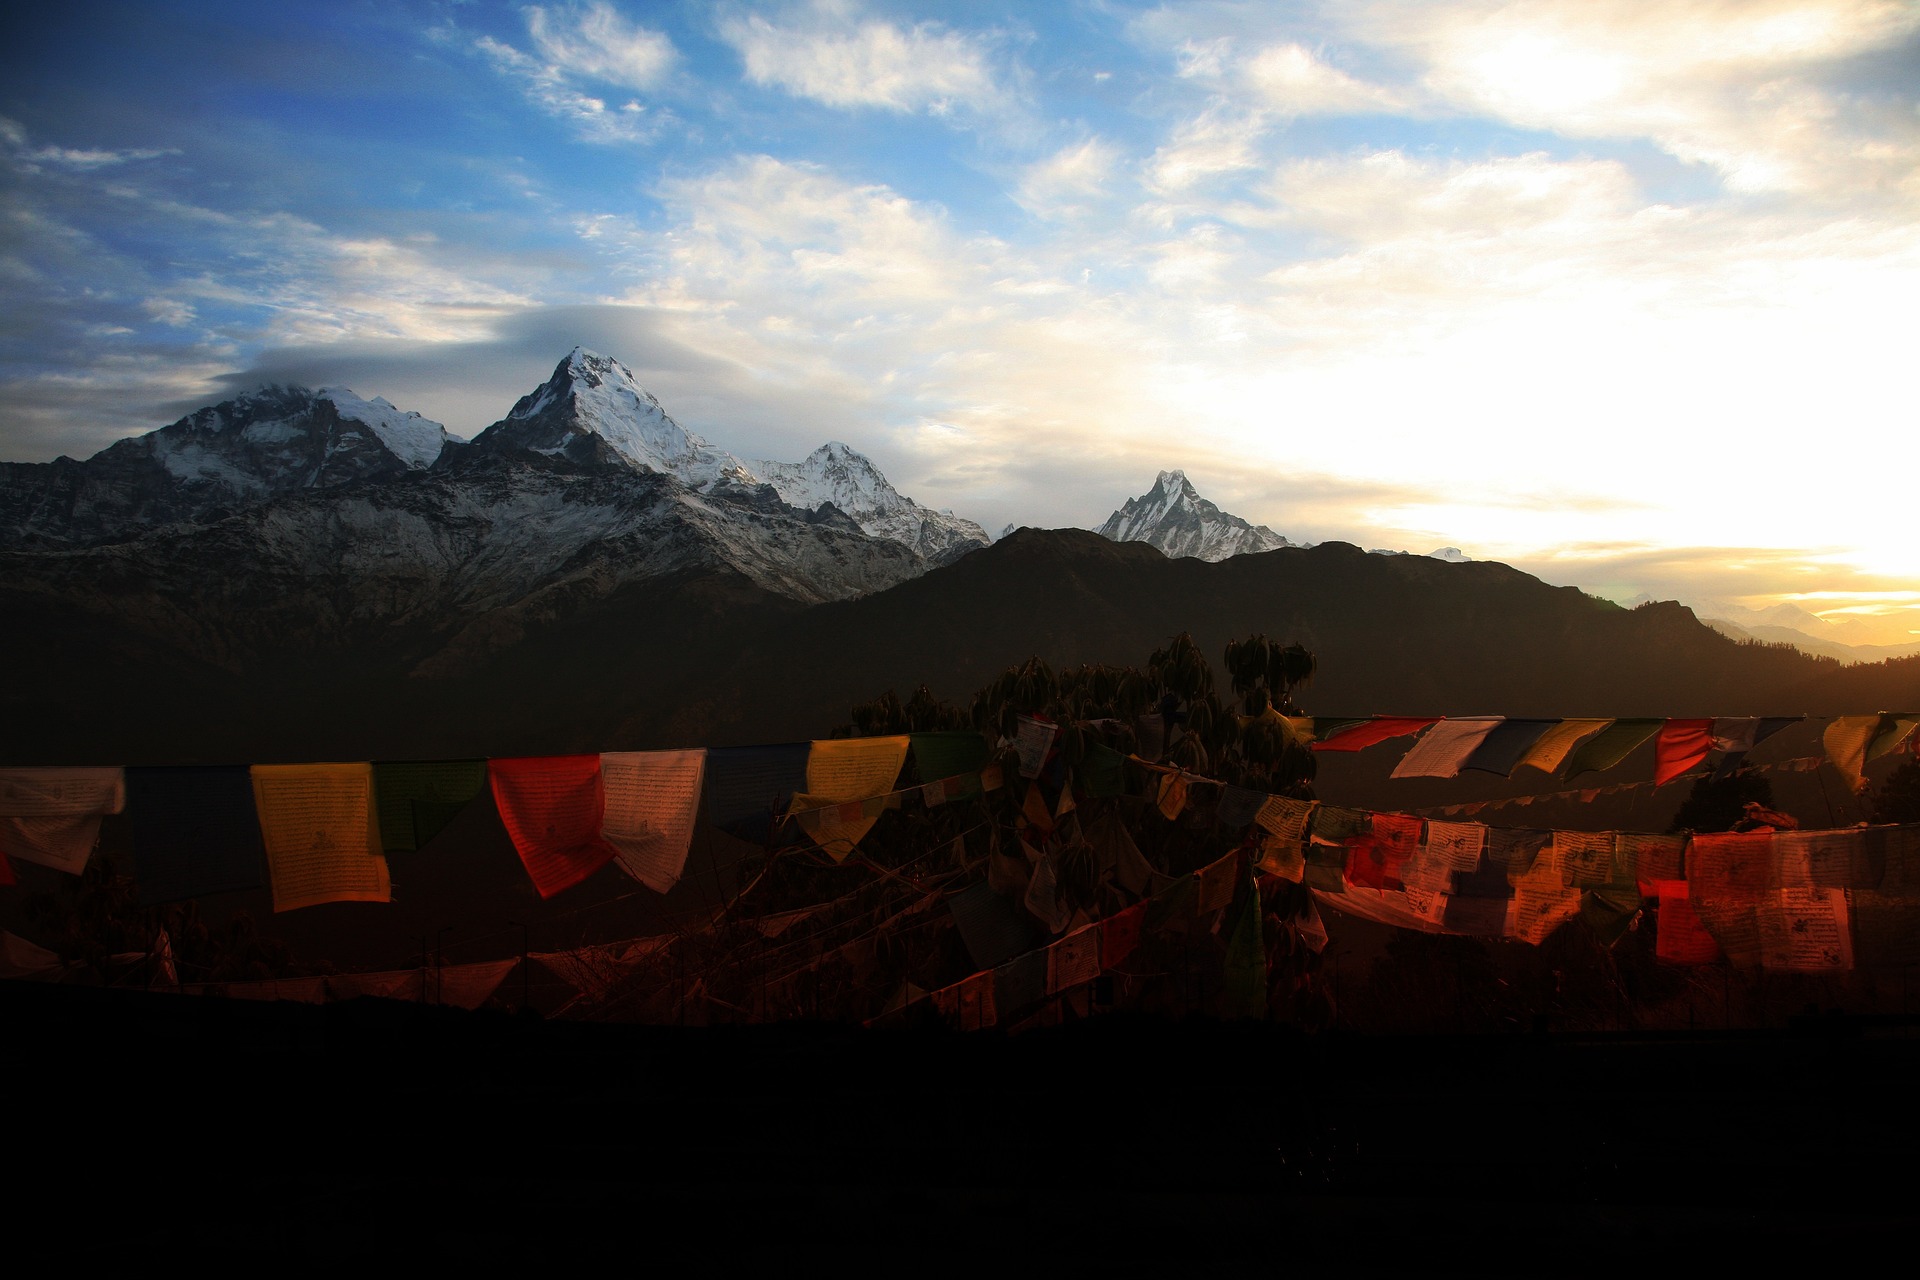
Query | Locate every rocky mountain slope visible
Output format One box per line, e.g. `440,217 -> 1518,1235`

1095,470 -> 1298,561
473,348 -> 988,564
0,386 -> 460,549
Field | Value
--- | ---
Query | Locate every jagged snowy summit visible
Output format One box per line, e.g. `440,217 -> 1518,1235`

472,347 -> 989,563
1095,469 -> 1300,562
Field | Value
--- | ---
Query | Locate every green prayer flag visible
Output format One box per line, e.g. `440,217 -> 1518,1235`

1580,883 -> 1644,946
909,731 -> 990,794
1079,741 -> 1127,798
1559,719 -> 1663,779
1221,855 -> 1268,1020
373,759 -> 488,854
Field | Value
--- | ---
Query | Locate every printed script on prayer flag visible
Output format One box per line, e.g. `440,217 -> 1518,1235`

599,749 -> 706,894
488,756 -> 615,899
249,763 -> 391,912
0,766 -> 126,874
800,737 -> 910,856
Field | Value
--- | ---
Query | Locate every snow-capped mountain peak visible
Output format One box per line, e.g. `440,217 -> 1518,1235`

316,387 -> 460,469
1095,471 -> 1299,562
482,347 -> 744,484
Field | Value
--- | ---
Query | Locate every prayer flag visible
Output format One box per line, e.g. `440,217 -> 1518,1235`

910,732 -> 989,797
1047,924 -> 1102,993
704,744 -> 809,844
1823,715 -> 1881,793
1255,828 -> 1306,882
126,766 -> 266,905
1615,832 -> 1686,882
932,971 -> 996,1031
1216,785 -> 1267,829
1101,902 -> 1146,969
0,766 -> 126,874
1134,713 -> 1166,761
1222,855 -> 1267,1019
1555,830 -> 1619,888
1653,719 -> 1715,785
1510,847 -> 1581,944
372,759 -> 486,855
1760,889 -> 1854,971
1194,852 -> 1239,914
1255,796 -> 1316,844
1391,718 -> 1503,778
1514,719 -> 1612,775
1156,771 -> 1189,821
249,763 -> 391,912
1079,741 -> 1127,798
1312,717 -> 1440,753
1013,715 -> 1057,779
1559,719 -> 1662,779
1868,714 -> 1920,763
994,949 -> 1047,1015
1022,782 -> 1055,833
948,881 -> 1033,970
1650,880 -> 1720,964
487,755 -> 615,899
1346,812 -> 1421,890
1463,719 -> 1556,776
801,736 -> 910,857
1423,820 -> 1487,872
600,749 -> 706,894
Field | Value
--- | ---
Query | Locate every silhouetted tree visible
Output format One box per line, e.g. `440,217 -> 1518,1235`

1871,758 -> 1920,824
1668,769 -> 1776,834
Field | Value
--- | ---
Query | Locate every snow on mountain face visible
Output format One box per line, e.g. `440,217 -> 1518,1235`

475,347 -> 749,485
317,387 -> 460,469
473,348 -> 988,563
1095,470 -> 1298,562
752,442 -> 989,564
0,385 -> 455,548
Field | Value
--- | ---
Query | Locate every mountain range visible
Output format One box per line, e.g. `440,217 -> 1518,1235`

2,347 -> 1915,769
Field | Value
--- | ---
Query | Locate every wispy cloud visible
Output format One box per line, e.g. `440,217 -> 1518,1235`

718,4 -> 1003,115
476,2 -> 678,144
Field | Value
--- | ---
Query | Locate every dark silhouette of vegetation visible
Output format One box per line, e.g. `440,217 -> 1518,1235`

1668,769 -> 1778,834
1872,757 -> 1920,824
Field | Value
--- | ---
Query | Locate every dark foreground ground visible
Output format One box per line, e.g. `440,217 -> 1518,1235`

7,980 -> 1914,1267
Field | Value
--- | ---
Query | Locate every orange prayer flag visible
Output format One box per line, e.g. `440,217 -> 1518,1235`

488,755 -> 615,899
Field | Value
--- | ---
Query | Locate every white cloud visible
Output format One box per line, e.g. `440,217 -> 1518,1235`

719,8 -> 1000,114
525,2 -> 675,90
1243,42 -> 1405,115
475,4 -> 677,144
1016,138 -> 1121,218
1353,0 -> 1920,196
1145,107 -> 1268,193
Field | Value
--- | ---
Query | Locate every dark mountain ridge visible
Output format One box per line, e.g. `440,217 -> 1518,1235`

6,522 -> 1913,767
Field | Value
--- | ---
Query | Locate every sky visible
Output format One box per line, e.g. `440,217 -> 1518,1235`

3,1 -> 1917,640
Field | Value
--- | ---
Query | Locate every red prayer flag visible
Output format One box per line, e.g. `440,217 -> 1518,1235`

1345,812 -> 1422,889
1101,902 -> 1146,969
1651,879 -> 1722,965
488,755 -> 616,899
1653,719 -> 1715,785
1311,717 -> 1441,753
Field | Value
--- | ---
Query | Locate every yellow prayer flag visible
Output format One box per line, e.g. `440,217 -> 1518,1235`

1823,716 -> 1882,794
1513,720 -> 1612,775
801,736 -> 910,858
249,763 -> 390,912
1156,772 -> 1189,821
